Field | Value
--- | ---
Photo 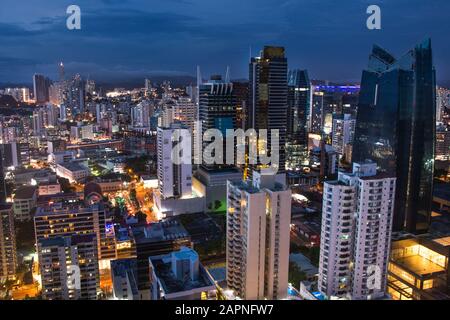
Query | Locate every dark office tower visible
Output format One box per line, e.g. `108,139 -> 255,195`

65,74 -> 85,116
249,46 -> 288,175
198,75 -> 236,170
353,39 -> 436,233
33,74 -> 50,104
232,81 -> 249,129
310,91 -> 324,134
287,69 -> 310,145
0,149 -> 6,203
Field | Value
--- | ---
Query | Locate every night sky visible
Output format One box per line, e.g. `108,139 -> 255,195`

0,0 -> 449,84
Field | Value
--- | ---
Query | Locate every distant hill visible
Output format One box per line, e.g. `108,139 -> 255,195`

0,83 -> 32,89
438,80 -> 450,89
0,94 -> 20,107
81,75 -> 197,91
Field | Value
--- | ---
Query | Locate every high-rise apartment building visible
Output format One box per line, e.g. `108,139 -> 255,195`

32,108 -> 46,135
173,96 -> 196,135
49,82 -> 64,105
353,40 -> 436,233
0,204 -> 17,280
157,123 -> 192,199
318,161 -> 396,300
226,172 -> 291,300
131,102 -> 152,128
34,202 -> 116,262
38,234 -> 99,300
0,149 -> 7,203
331,114 -> 355,159
0,142 -> 30,168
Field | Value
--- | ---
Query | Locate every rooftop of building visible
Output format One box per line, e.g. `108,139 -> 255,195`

433,236 -> 450,247
115,227 -> 132,242
392,255 -> 446,276
38,180 -> 60,186
51,150 -> 73,156
38,234 -> 96,247
229,177 -> 286,194
207,267 -> 226,283
289,253 -> 319,277
110,259 -> 139,295
132,219 -> 189,244
324,179 -> 353,187
149,249 -> 215,295
57,162 -> 89,171
37,192 -> 79,204
357,172 -> 396,180
13,186 -> 37,199
391,236 -> 449,277
35,201 -> 104,217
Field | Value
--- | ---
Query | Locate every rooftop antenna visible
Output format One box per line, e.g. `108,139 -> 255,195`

225,66 -> 230,83
196,65 -> 201,89
59,61 -> 65,82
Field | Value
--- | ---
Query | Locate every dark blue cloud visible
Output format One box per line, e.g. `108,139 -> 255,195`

0,0 -> 449,84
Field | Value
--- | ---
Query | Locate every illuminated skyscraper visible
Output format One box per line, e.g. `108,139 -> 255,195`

198,74 -> 236,170
0,204 -> 16,280
353,39 -> 436,233
156,123 -> 192,200
248,46 -> 288,176
331,114 -> 355,159
286,70 -> 310,170
287,69 -> 310,145
65,74 -> 85,116
0,149 -> 6,203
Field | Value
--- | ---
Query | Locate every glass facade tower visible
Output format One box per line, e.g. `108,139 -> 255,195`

248,46 -> 288,175
353,39 -> 436,233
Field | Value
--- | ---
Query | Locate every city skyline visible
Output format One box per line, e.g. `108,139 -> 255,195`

0,0 -> 450,84
0,1 -> 449,306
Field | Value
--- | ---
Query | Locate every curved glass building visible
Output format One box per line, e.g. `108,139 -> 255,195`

353,39 -> 436,233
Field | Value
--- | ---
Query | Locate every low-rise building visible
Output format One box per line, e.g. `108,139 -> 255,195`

56,162 -> 90,183
149,247 -> 217,300
38,181 -> 61,196
12,186 -> 37,221
388,236 -> 450,300
131,220 -> 192,299
111,259 -> 139,300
